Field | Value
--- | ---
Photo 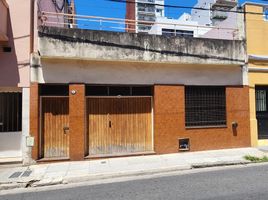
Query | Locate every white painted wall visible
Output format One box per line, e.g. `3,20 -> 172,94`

191,0 -> 214,26
149,14 -> 212,37
35,59 -> 244,86
0,132 -> 22,158
0,87 -> 30,163
21,88 -> 32,164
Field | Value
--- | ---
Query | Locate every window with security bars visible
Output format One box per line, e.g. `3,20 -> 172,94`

185,86 -> 226,127
256,89 -> 267,112
0,93 -> 22,132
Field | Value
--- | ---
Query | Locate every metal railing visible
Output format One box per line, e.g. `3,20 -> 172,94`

40,11 -> 242,40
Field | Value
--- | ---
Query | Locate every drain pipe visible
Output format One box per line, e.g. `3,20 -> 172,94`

30,0 -> 34,53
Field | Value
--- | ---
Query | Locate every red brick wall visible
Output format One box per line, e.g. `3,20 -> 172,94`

30,83 -> 39,160
154,85 -> 251,154
30,83 -> 251,161
69,84 -> 85,160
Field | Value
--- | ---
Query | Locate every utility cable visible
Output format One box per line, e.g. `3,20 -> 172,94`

107,0 -> 268,16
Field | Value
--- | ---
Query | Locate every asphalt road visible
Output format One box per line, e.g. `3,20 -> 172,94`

1,164 -> 268,200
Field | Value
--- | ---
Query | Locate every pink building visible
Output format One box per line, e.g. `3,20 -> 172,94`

0,0 -> 74,164
0,0 -> 31,164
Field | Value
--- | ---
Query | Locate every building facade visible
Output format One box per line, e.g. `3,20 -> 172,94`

148,13 -> 212,38
126,0 -> 164,33
0,0 -> 74,164
145,0 -> 243,40
29,25 -> 251,162
244,3 -> 268,147
0,0 -> 31,164
1,0 -> 258,164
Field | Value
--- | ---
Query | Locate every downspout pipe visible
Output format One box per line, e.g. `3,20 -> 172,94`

30,0 -> 34,53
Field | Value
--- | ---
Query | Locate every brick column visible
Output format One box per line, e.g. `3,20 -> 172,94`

30,83 -> 39,160
69,84 -> 85,161
153,85 -> 185,154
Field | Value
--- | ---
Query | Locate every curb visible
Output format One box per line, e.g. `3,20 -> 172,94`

64,165 -> 192,184
0,183 -> 27,191
191,160 -> 251,168
0,160 -> 256,191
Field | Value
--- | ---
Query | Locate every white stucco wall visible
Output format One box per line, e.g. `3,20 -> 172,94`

191,0 -> 214,25
0,132 -> 22,158
34,59 -> 244,86
148,15 -> 212,37
22,87 -> 31,164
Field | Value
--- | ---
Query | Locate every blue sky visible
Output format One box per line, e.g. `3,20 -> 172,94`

74,0 -> 267,30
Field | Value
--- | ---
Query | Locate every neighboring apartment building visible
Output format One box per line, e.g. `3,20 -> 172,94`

192,0 -> 237,26
126,0 -> 164,33
29,7 -> 251,161
148,0 -> 242,40
0,0 -> 31,164
148,13 -> 212,38
0,0 -> 74,164
244,2 -> 268,147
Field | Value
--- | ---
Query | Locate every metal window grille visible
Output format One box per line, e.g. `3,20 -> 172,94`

0,93 -> 22,132
256,89 -> 267,112
185,86 -> 226,127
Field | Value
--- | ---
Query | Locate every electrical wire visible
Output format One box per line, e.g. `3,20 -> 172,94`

107,0 -> 268,16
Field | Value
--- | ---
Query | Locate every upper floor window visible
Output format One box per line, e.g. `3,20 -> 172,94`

256,88 -> 268,112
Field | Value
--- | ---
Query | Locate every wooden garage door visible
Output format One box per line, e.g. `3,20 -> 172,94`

87,97 -> 152,157
41,97 -> 69,158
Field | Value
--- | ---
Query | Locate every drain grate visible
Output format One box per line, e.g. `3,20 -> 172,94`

21,170 -> 32,177
8,169 -> 33,179
9,172 -> 23,179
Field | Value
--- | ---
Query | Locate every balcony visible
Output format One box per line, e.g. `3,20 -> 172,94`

38,26 -> 246,66
0,0 -> 8,43
211,0 -> 237,9
211,10 -> 228,20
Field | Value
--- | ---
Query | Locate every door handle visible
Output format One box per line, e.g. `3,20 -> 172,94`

63,126 -> 69,133
109,121 -> 112,128
0,122 -> 3,126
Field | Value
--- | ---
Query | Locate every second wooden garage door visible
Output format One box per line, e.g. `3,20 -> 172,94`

87,97 -> 153,157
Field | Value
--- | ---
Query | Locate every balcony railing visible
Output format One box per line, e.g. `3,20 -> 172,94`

40,11 -> 241,40
0,0 -> 9,42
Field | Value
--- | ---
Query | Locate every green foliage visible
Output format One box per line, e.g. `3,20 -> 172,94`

244,155 -> 268,163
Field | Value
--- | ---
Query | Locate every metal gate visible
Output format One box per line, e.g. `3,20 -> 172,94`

40,97 -> 69,158
256,87 -> 268,139
87,97 -> 153,157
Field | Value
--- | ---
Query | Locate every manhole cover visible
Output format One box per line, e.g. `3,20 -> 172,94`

9,172 -> 22,179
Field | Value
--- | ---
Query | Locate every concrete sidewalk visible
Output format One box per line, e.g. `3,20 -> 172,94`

0,147 -> 266,191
